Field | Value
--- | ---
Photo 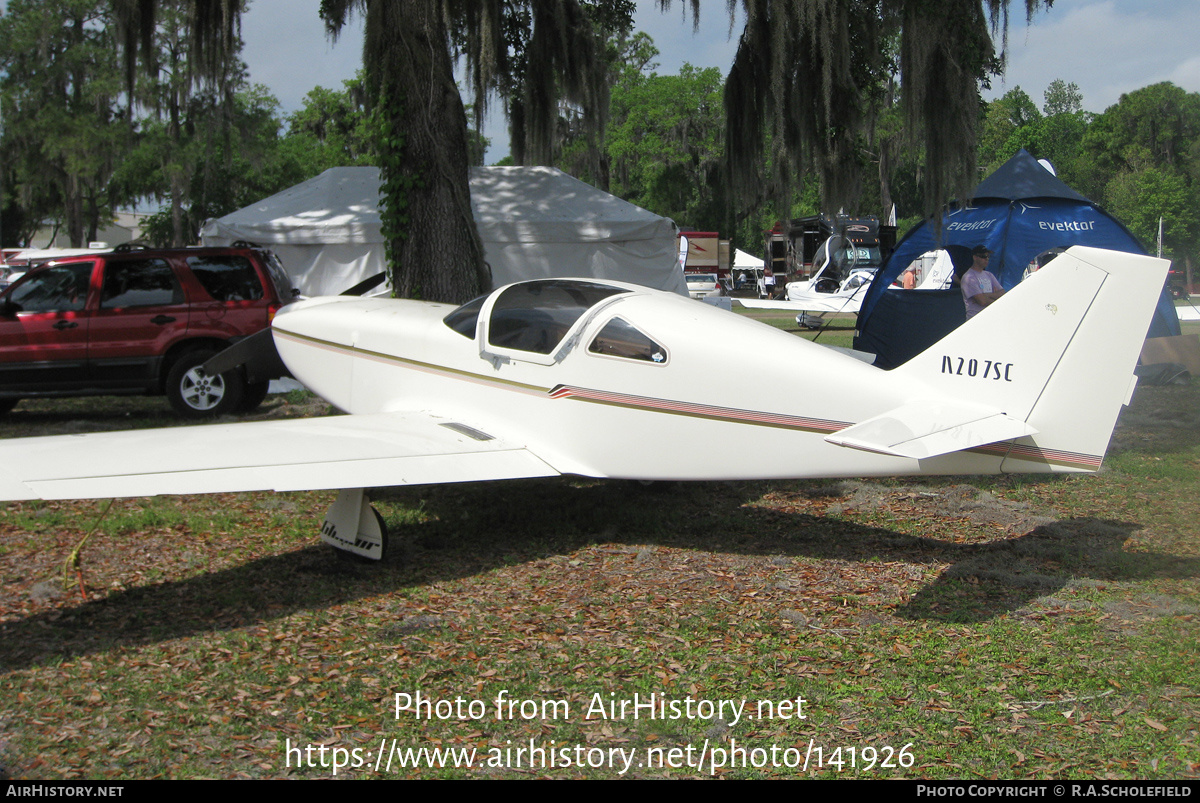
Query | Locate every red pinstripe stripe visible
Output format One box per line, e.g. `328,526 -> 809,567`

549,384 -> 849,433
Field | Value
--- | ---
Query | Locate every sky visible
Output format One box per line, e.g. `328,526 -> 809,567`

239,0 -> 1200,164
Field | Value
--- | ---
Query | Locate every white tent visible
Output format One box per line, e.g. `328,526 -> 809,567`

733,248 -> 763,270
200,166 -> 686,297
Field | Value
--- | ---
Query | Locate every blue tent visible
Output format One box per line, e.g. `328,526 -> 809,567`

855,150 -> 1180,368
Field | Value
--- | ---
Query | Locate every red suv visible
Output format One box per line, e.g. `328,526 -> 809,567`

0,244 -> 296,417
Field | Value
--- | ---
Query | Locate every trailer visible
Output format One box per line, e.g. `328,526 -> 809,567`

677,230 -> 732,289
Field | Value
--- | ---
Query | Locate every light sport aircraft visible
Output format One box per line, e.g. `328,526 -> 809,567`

735,244 -> 955,327
0,246 -> 1166,560
736,234 -> 878,326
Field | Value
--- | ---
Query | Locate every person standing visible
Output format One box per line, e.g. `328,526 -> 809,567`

961,246 -> 1005,319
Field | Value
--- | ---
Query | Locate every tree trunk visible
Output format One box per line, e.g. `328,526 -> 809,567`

171,171 -> 186,247
64,174 -> 85,248
169,97 -> 186,248
369,0 -> 488,304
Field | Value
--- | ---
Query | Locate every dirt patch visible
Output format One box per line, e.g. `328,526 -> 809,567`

825,480 -> 1056,536
1103,592 -> 1199,622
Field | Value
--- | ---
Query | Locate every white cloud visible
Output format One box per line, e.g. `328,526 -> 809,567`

988,0 -> 1200,112
1169,55 -> 1200,95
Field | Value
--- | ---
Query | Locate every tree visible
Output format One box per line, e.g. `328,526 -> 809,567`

320,0 -> 613,302
316,2 -> 482,301
121,84 -> 297,246
606,64 -> 726,231
1042,78 -> 1082,116
281,75 -> 377,174
117,0 -> 1047,301
1105,166 -> 1196,252
1085,83 -> 1200,177
1084,82 -> 1200,259
114,0 -> 611,302
687,0 -> 1045,219
115,0 -> 252,245
0,0 -> 129,247
497,1 -> 635,190
976,81 -> 1094,190
979,87 -> 1041,174
1033,81 -> 1091,187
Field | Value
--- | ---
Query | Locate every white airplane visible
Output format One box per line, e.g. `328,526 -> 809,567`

0,247 -> 1166,561
900,248 -> 959,291
735,243 -> 958,328
736,235 -> 877,326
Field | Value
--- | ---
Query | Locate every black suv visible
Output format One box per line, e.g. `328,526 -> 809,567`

1167,264 -> 1189,299
0,244 -> 296,417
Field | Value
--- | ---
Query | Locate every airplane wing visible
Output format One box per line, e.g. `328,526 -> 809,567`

734,297 -> 862,313
824,400 -> 1038,459
0,412 -> 561,501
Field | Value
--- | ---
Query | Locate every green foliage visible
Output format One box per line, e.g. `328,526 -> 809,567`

123,85 -> 299,246
607,64 -> 727,231
282,75 -> 378,173
1105,166 -> 1195,252
0,0 -> 292,248
0,0 -> 129,246
1043,78 -> 1083,116
979,87 -> 1042,175
1086,83 -> 1200,175
977,80 -> 1093,192
1084,83 -> 1200,259
369,85 -> 417,288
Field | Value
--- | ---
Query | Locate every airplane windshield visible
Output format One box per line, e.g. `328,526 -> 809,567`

444,295 -> 486,338
488,280 -> 628,355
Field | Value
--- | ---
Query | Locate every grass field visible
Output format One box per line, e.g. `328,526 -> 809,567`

0,312 -> 1197,779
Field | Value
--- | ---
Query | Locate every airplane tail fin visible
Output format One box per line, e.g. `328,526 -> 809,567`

891,246 -> 1168,472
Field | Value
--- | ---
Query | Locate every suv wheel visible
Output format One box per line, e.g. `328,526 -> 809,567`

166,350 -> 244,418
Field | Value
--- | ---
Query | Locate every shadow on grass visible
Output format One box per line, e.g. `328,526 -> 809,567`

1109,380 -> 1200,456
893,516 -> 1200,622
0,393 -> 329,438
3,478 -> 1198,671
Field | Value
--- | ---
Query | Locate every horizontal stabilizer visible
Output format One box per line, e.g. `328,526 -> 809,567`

825,400 -> 1037,459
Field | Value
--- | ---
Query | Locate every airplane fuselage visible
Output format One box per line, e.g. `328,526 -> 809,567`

0,251 -> 1167,560
271,286 -> 1008,482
